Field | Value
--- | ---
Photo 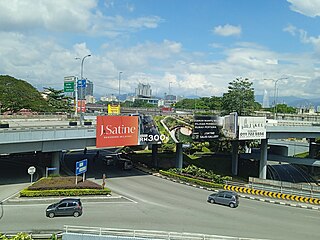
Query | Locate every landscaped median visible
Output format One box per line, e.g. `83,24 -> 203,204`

159,170 -> 224,189
20,176 -> 111,197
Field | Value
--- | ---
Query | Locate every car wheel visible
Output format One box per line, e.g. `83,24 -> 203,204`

48,212 -> 55,218
73,211 -> 80,217
229,202 -> 235,208
210,199 -> 215,204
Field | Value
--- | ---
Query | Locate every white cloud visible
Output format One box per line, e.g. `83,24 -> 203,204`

0,0 -> 163,37
213,24 -> 241,37
287,0 -> 320,17
284,24 -> 320,52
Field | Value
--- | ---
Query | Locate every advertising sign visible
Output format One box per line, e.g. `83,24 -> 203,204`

222,112 -> 238,139
76,159 -> 87,175
108,104 -> 121,115
192,115 -> 222,141
139,115 -> 167,145
96,116 -> 139,148
77,100 -> 86,113
238,117 -> 266,140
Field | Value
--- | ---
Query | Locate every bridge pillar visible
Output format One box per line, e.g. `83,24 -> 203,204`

51,151 -> 61,175
259,138 -> 268,179
231,140 -> 239,176
175,143 -> 183,169
152,144 -> 159,168
308,138 -> 316,158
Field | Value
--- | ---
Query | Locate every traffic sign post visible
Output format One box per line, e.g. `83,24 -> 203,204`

75,159 -> 88,185
28,166 -> 36,184
45,167 -> 57,178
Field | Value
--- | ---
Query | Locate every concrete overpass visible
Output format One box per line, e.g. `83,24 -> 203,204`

1,122 -> 320,179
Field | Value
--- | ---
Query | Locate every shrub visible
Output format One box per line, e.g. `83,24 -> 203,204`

159,170 -> 223,189
20,188 -> 111,197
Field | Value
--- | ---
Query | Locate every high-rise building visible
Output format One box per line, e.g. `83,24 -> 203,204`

135,83 -> 152,97
85,79 -> 93,97
262,89 -> 269,108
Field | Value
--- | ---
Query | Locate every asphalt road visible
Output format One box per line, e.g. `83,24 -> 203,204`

0,167 -> 319,240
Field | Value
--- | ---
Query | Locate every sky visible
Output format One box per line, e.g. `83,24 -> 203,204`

1,0 -> 320,100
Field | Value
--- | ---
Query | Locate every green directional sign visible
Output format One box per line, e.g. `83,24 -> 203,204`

64,81 -> 75,92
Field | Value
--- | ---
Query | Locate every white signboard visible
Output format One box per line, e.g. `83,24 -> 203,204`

238,117 -> 266,140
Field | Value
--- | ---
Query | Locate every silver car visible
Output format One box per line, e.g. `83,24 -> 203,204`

207,190 -> 239,208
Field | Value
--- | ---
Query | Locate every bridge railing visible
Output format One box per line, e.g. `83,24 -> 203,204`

64,225 -> 267,240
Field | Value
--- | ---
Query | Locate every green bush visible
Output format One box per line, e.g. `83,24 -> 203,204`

20,188 -> 111,197
0,233 -> 34,240
167,165 -> 232,184
159,170 -> 223,189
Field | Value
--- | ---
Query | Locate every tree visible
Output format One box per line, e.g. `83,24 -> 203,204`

275,103 -> 296,114
0,75 -> 49,113
44,87 -> 73,112
222,78 -> 258,115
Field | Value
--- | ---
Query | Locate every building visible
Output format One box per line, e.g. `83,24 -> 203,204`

85,79 -> 93,97
135,83 -> 152,97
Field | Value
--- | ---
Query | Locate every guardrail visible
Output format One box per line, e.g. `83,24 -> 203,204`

64,225 -> 268,240
248,177 -> 320,198
224,180 -> 320,205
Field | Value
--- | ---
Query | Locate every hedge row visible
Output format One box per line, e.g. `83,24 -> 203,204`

159,170 -> 224,189
20,188 -> 111,197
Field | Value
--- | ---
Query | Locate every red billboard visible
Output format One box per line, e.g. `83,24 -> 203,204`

96,116 -> 139,148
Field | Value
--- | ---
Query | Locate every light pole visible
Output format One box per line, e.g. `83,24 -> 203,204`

118,71 -> 122,102
273,77 -> 288,119
74,57 -> 81,117
79,54 -> 91,125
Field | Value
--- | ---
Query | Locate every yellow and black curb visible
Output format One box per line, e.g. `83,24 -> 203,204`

224,185 -> 320,205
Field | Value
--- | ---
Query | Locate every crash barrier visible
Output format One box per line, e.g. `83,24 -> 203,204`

63,225 -> 268,240
224,182 -> 320,205
248,177 -> 320,198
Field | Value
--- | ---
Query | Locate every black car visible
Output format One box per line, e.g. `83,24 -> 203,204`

46,198 -> 82,218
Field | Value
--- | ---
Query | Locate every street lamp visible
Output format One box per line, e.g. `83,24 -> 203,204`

79,54 -> 91,125
118,71 -> 122,101
273,77 -> 288,119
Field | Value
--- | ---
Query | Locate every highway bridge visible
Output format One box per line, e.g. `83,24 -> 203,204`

1,116 -> 320,179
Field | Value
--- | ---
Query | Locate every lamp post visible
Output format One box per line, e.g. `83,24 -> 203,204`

273,77 -> 288,119
118,71 -> 122,102
79,54 -> 91,125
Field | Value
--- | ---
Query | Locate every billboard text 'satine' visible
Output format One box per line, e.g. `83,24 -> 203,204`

96,116 -> 139,148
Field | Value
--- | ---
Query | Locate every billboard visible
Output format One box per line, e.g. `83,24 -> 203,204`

222,112 -> 238,139
77,100 -> 86,113
238,116 -> 266,140
108,104 -> 121,115
96,116 -> 139,148
192,115 -> 222,141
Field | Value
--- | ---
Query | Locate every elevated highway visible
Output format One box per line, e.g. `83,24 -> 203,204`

1,118 -> 320,179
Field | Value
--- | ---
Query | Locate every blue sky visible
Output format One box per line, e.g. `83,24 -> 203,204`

1,0 -> 320,100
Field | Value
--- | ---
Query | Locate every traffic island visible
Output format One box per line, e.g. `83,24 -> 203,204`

19,176 -> 111,197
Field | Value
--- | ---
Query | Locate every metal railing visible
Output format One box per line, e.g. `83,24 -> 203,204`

248,177 -> 320,198
64,225 -> 268,240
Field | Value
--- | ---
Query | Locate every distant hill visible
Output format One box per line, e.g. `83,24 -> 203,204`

255,95 -> 320,108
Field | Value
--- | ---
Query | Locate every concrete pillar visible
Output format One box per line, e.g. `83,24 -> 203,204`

231,140 -> 239,176
308,138 -> 316,158
51,151 -> 61,175
152,144 -> 159,168
175,143 -> 183,169
259,138 -> 268,179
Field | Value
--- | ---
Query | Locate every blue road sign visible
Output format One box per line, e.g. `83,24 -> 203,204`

77,79 -> 86,88
47,167 -> 57,171
76,159 -> 88,175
